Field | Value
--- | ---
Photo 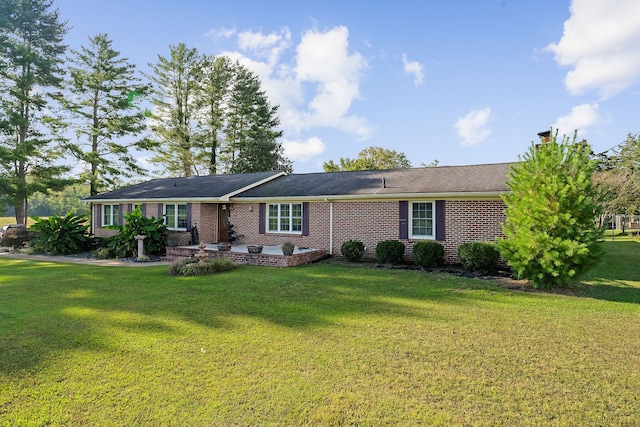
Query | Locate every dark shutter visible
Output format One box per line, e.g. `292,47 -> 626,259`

141,203 -> 146,216
302,202 -> 309,236
186,203 -> 192,231
96,204 -> 102,229
258,203 -> 265,234
435,200 -> 445,241
127,203 -> 132,212
399,201 -> 408,240
158,203 -> 163,217
119,204 -> 124,225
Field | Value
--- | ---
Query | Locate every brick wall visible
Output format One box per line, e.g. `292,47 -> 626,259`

229,199 -> 505,263
94,198 -> 506,264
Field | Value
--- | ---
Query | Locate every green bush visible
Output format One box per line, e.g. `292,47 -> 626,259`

412,240 -> 445,268
106,209 -> 168,258
457,242 -> 500,273
341,239 -> 365,262
168,257 -> 236,276
92,246 -> 116,259
375,240 -> 405,264
29,213 -> 90,255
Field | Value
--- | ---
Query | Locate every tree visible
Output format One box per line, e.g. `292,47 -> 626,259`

55,33 -> 152,196
323,146 -> 412,172
0,0 -> 71,224
193,55 -> 234,175
221,65 -> 290,174
148,46 -> 291,176
593,132 -> 640,219
498,130 -> 603,288
146,43 -> 202,177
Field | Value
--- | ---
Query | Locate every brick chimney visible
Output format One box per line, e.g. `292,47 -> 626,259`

535,130 -> 551,150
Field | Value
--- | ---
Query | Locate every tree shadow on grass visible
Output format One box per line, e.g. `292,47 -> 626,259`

0,258 -> 502,374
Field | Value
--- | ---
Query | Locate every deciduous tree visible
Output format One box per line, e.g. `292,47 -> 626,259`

323,146 -> 412,172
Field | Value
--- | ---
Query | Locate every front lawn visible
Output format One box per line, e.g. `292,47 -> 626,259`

0,239 -> 639,426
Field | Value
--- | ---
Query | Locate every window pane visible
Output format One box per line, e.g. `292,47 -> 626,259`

177,204 -> 187,228
412,202 -> 433,237
113,205 -> 120,225
268,205 -> 278,231
103,205 -> 111,225
292,217 -> 302,232
165,205 -> 175,228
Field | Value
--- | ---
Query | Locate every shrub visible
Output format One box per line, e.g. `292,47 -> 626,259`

498,131 -> 603,288
457,242 -> 500,273
92,247 -> 116,259
341,240 -> 365,262
375,240 -> 405,264
0,224 -> 31,249
107,209 -> 168,258
29,213 -> 90,254
168,257 -> 236,276
412,240 -> 445,268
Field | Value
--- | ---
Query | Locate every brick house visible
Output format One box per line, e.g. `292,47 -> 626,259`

85,162 -> 513,263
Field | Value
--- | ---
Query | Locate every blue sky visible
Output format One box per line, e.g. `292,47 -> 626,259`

55,0 -> 640,174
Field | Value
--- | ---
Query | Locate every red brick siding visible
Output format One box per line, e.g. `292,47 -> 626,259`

227,199 -> 505,263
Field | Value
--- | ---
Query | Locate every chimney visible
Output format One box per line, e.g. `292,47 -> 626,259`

535,130 -> 551,150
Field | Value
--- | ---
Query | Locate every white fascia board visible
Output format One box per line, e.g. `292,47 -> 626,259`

219,171 -> 287,202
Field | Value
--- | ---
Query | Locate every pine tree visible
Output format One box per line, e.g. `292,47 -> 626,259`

146,43 -> 202,177
56,33 -> 152,196
499,131 -> 603,288
0,0 -> 71,224
222,65 -> 290,174
194,55 -> 234,175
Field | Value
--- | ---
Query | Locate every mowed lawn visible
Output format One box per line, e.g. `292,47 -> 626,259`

1,240 -> 639,426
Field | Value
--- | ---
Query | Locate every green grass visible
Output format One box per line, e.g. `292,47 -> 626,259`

1,240 -> 639,426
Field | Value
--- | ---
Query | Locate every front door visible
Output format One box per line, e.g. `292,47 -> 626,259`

218,204 -> 230,243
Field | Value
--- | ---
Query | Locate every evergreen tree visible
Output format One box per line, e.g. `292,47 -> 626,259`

146,43 -> 202,177
222,65 -> 290,174
0,0 -> 71,224
55,33 -> 152,196
498,131 -> 603,288
194,55 -> 234,175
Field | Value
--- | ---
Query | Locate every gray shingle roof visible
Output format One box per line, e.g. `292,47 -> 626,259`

85,171 -> 283,201
236,163 -> 514,198
85,163 -> 514,202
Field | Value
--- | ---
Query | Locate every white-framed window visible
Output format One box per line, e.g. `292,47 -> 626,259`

164,203 -> 187,230
267,203 -> 302,233
410,201 -> 435,239
102,204 -> 120,227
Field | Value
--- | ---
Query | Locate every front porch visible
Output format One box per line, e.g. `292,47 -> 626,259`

165,244 -> 327,267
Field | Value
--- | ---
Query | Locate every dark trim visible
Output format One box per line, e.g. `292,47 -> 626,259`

302,202 -> 309,236
435,200 -> 445,241
186,203 -> 192,231
399,200 -> 408,240
258,203 -> 265,234
95,204 -> 102,229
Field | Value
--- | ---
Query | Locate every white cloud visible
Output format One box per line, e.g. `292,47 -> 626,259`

282,137 -> 326,161
214,25 -> 372,150
546,0 -> 640,98
454,107 -> 492,146
552,102 -> 600,137
205,26 -> 236,40
402,53 -> 424,86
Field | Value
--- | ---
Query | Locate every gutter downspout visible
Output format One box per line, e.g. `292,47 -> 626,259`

325,198 -> 333,255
